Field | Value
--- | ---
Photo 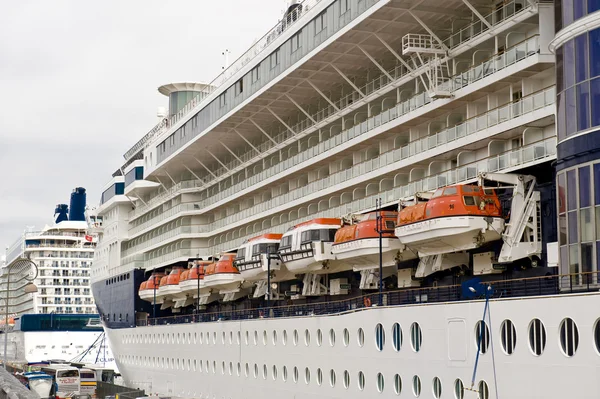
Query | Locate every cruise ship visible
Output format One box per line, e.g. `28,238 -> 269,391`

3,188 -> 114,367
90,0 -> 600,397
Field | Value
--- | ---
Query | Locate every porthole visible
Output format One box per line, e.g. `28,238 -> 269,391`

330,369 -> 336,387
454,379 -> 464,399
432,377 -> 442,398
282,365 -> 288,382
221,331 -> 225,344
478,380 -> 489,399
212,360 -> 216,374
500,319 -> 517,355
254,363 -> 258,379
263,330 -> 267,345
316,368 -> 323,386
283,330 -> 288,345
237,330 -> 241,345
377,372 -> 385,393
228,361 -> 233,375
316,329 -> 323,346
475,321 -> 490,354
212,332 -> 216,344
412,375 -> 421,397
293,329 -> 299,346
392,322 -> 402,352
357,328 -> 365,347
237,362 -> 241,376
221,361 -> 225,375
343,328 -> 350,346
559,317 -> 579,356
272,330 -> 278,345
305,367 -> 311,384
263,364 -> 267,379
305,329 -> 311,346
394,374 -> 402,395
194,332 -> 197,344
343,370 -> 350,389
357,371 -> 365,391
229,331 -> 233,344
200,332 -> 204,344
594,319 -> 600,354
528,318 -> 547,356
245,363 -> 249,377
293,366 -> 299,383
193,359 -> 197,372
411,323 -> 422,352
245,331 -> 249,345
375,323 -> 385,351
329,329 -> 336,346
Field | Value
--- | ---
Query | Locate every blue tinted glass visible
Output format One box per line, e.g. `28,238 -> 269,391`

567,169 -> 577,211
577,81 -> 590,131
579,166 -> 591,207
590,0 -> 600,13
556,46 -> 564,93
565,86 -> 577,136
568,211 -> 578,243
564,40 -> 576,89
595,164 -> 600,205
591,78 -> 600,127
575,34 -> 588,82
590,29 -> 600,77
557,92 -> 566,141
563,0 -> 574,25
573,0 -> 586,19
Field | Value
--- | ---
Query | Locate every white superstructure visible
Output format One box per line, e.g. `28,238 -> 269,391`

89,0 -> 600,397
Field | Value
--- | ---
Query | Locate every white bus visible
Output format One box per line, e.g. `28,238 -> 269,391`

40,365 -> 80,399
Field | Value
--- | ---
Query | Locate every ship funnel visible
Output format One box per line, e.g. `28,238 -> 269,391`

54,204 -> 69,224
68,187 -> 86,221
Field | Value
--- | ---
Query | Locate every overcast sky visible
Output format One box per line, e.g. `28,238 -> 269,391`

0,0 -> 284,250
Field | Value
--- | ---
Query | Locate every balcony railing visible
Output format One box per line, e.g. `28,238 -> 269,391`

128,0 -> 534,222
138,272 -> 598,327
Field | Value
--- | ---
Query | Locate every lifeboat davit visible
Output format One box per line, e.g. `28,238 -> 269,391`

332,211 -> 413,270
203,254 -> 243,293
138,273 -> 164,302
278,218 -> 342,274
394,185 -> 504,256
235,234 -> 294,282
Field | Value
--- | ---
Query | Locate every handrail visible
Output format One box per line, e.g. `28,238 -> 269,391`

139,271 -> 598,327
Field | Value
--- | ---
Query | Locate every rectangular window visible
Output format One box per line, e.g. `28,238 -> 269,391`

595,164 -> 600,205
564,40 -> 575,89
591,78 -> 600,127
566,87 -> 577,136
568,211 -> 578,244
235,79 -> 243,96
291,32 -> 301,53
575,34 -> 588,82
579,166 -> 591,208
557,91 -> 566,141
270,49 -> 280,69
577,81 -> 590,131
567,169 -> 577,211
315,11 -> 326,33
251,66 -> 260,83
340,0 -> 350,14
219,92 -> 227,107
590,28 -> 600,78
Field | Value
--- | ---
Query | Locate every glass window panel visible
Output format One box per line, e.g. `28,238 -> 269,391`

573,0 -> 586,19
564,40 -> 576,89
590,0 -> 600,13
556,46 -> 564,93
590,29 -> 600,78
580,208 -> 594,241
577,81 -> 590,131
560,245 -> 569,277
568,211 -> 578,244
596,206 -> 600,238
565,86 -> 577,136
592,78 -> 600,127
559,213 -> 567,245
581,243 -> 593,284
563,0 -> 574,25
557,92 -> 566,141
575,34 -> 588,82
596,164 -> 600,204
555,0 -> 563,32
558,173 -> 566,214
579,166 -> 591,207
569,244 -> 580,282
567,169 -> 577,211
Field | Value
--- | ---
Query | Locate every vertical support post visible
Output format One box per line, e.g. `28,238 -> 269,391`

4,272 -> 9,369
375,198 -> 383,306
153,276 -> 157,322
267,256 -> 271,314
197,266 -> 200,320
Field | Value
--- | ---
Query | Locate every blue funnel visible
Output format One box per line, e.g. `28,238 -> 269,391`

68,187 -> 86,221
54,204 -> 69,224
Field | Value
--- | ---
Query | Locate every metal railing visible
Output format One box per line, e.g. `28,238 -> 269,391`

139,272 -> 600,327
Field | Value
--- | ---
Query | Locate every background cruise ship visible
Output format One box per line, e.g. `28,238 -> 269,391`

90,0 -> 600,397
2,188 -> 114,368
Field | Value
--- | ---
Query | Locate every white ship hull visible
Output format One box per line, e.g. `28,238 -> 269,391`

395,216 -> 504,256
332,237 -> 411,271
106,292 -> 600,399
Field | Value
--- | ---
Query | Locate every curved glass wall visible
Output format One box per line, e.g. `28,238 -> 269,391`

556,28 -> 600,142
555,0 -> 600,32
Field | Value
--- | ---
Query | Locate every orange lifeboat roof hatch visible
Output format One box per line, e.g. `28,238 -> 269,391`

145,273 -> 164,289
166,267 -> 185,285
292,218 -> 341,230
334,212 -> 398,243
158,275 -> 169,287
248,233 -> 283,242
213,253 -> 239,274
139,281 -> 148,291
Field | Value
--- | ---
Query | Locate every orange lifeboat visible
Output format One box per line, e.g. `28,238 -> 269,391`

332,211 -> 412,272
235,233 -> 293,283
278,218 -> 342,274
158,267 -> 185,300
394,184 -> 504,256
203,253 -> 243,292
138,273 -> 164,302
